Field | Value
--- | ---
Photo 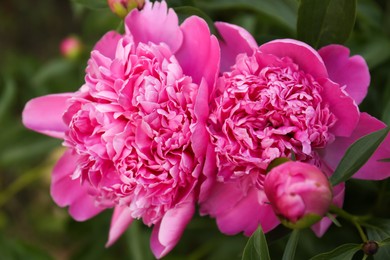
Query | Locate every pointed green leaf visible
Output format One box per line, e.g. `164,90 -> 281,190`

242,226 -> 270,260
282,229 -> 300,260
297,0 -> 357,48
330,126 -> 390,186
309,243 -> 361,260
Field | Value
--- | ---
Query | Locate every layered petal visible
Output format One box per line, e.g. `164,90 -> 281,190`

106,206 -> 134,247
215,22 -> 257,72
259,39 -> 328,79
150,194 -> 195,259
51,150 -> 103,221
125,0 -> 183,53
175,16 -> 220,89
321,113 -> 390,180
319,45 -> 370,105
22,93 -> 72,138
320,78 -> 360,137
93,31 -> 122,59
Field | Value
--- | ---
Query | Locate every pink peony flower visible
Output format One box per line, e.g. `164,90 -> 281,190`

200,22 -> 390,237
264,161 -> 333,229
22,1 -> 219,258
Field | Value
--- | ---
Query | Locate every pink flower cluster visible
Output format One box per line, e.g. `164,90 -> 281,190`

22,0 -> 390,258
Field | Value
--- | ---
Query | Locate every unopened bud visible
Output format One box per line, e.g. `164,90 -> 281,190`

264,161 -> 333,229
60,36 -> 82,60
362,240 -> 379,256
107,0 -> 145,18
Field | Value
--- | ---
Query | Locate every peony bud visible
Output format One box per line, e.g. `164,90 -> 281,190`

264,161 -> 333,229
60,36 -> 82,60
107,0 -> 145,18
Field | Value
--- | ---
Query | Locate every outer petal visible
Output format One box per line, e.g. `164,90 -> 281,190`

93,31 -> 122,59
106,206 -> 134,247
150,194 -> 195,259
215,22 -> 257,72
215,186 -> 279,235
312,183 -> 345,237
51,150 -> 104,221
321,113 -> 390,180
175,16 -> 220,89
200,180 -> 279,235
320,78 -> 360,137
319,45 -> 370,105
22,93 -> 72,138
259,39 -> 328,79
125,1 -> 183,53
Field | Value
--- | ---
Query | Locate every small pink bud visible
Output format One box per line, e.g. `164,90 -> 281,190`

107,0 -> 145,18
264,161 -> 333,229
60,36 -> 82,60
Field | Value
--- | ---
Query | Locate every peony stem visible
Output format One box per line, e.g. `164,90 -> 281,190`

328,204 -> 368,242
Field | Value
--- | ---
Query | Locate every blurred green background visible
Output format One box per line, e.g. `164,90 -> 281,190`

1,0 -> 390,259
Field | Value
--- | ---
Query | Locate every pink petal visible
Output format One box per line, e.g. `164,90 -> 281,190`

215,22 -> 257,72
215,186 -> 279,235
125,1 -> 183,53
51,150 -> 104,221
319,45 -> 370,105
320,78 -> 360,137
22,93 -> 72,138
175,16 -> 220,88
312,183 -> 345,237
191,79 -> 209,159
93,31 -> 122,59
322,113 -> 390,180
198,145 -> 217,203
150,194 -> 195,259
200,180 -> 279,235
106,206 -> 134,247
259,39 -> 328,79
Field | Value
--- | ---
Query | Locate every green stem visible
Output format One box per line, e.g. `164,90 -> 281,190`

329,204 -> 368,242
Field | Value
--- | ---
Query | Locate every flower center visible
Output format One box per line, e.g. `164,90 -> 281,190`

208,53 -> 336,181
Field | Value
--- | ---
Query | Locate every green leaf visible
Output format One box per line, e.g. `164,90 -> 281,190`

329,126 -> 390,186
266,157 -> 290,173
196,0 -> 298,33
379,237 -> 390,247
72,0 -> 108,9
297,0 -> 357,48
364,218 -> 390,259
0,78 -> 16,124
282,229 -> 300,260
242,226 -> 270,260
309,243 -> 361,260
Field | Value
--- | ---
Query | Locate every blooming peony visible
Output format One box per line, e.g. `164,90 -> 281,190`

264,161 -> 333,229
200,22 -> 390,237
22,1 -> 219,258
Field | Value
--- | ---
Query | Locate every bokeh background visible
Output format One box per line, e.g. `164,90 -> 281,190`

1,0 -> 390,259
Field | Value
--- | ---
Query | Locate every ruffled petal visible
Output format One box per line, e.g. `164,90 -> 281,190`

93,31 -> 122,59
312,183 -> 345,237
150,194 -> 195,259
175,16 -> 220,88
198,145 -> 217,203
319,45 -> 370,105
50,150 -> 104,221
321,113 -> 390,180
22,93 -> 72,138
125,0 -> 183,53
259,39 -> 328,79
215,22 -> 257,72
320,78 -> 360,137
106,206 -> 134,247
